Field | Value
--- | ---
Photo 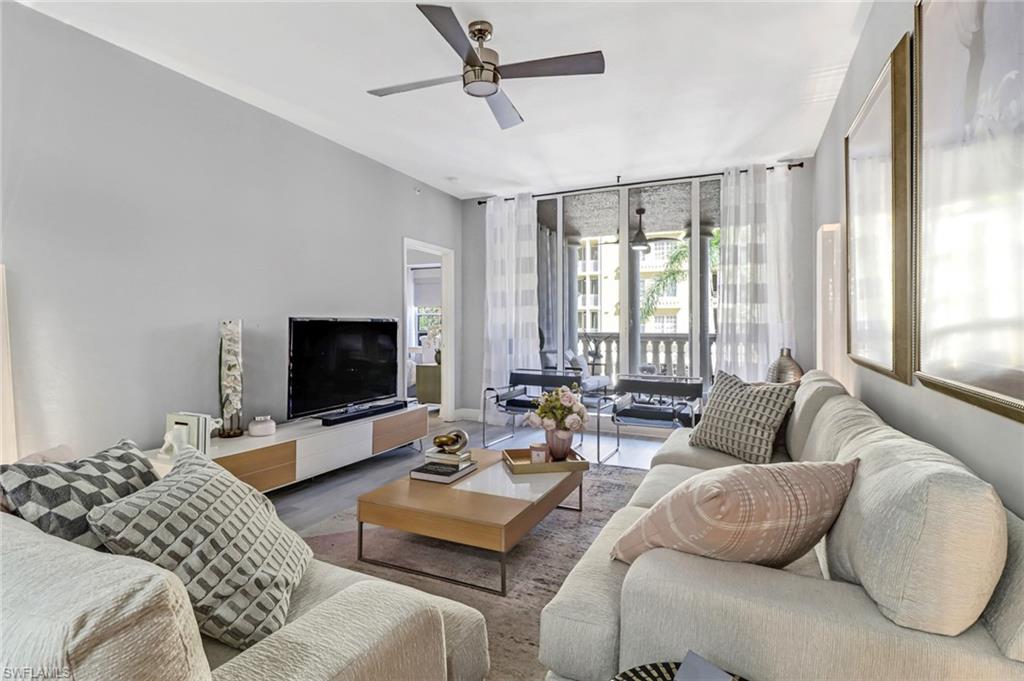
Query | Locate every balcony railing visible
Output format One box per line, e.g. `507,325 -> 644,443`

575,332 -> 717,378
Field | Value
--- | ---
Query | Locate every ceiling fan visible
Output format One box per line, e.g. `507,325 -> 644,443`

367,4 -> 605,129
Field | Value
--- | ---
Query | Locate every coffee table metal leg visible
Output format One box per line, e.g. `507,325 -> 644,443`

557,482 -> 583,512
358,521 -> 509,596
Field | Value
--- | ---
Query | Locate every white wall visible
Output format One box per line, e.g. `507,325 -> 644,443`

2,3 -> 462,455
812,0 -> 1024,516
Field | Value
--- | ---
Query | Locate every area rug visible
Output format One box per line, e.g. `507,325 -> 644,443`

301,464 -> 645,681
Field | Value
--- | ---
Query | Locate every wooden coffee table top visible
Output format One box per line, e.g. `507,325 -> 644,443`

357,449 -> 583,553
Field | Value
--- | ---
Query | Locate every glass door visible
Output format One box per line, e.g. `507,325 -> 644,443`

627,182 -> 693,377
562,190 -> 621,380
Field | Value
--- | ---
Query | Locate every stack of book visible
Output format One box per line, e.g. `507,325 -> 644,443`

424,446 -> 471,466
409,447 -> 477,484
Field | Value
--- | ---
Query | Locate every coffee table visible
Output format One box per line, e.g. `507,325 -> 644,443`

357,449 -> 584,596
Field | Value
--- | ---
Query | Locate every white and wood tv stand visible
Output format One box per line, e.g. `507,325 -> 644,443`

150,405 -> 428,492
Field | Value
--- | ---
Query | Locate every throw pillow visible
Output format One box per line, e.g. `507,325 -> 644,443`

0,440 -> 157,547
689,371 -> 798,464
87,448 -> 312,649
611,459 -> 858,566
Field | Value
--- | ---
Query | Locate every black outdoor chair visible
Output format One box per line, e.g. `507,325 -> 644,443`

598,374 -> 704,460
482,368 -> 610,456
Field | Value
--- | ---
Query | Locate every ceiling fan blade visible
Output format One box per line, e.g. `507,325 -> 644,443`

485,90 -> 523,129
499,51 -> 605,79
368,74 -> 462,97
417,4 -> 482,68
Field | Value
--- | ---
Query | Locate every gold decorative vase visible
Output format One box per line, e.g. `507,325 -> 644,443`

766,347 -> 804,384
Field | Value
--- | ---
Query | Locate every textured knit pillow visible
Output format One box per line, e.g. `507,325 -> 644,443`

689,371 -> 798,463
0,440 -> 156,547
612,460 -> 858,566
87,448 -> 312,649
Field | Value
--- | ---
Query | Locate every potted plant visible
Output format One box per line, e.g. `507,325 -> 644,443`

524,385 -> 589,460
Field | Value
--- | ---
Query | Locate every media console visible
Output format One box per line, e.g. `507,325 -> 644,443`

146,404 -> 429,492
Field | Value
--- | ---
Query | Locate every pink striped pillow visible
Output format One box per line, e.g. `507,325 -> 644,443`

612,460 -> 858,567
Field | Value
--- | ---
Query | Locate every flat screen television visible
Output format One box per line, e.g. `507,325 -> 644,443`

288,317 -> 398,419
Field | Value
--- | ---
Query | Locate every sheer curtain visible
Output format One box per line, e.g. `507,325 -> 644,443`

717,166 -> 770,381
718,165 -> 798,382
1,265 -> 17,462
481,193 -> 540,423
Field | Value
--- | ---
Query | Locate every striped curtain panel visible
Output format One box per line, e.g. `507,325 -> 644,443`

718,165 -> 797,382
717,166 -> 771,381
481,194 -> 540,424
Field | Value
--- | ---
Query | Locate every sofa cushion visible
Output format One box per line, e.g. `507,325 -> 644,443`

689,372 -> 798,464
205,559 -> 490,681
786,371 -> 848,461
652,428 -> 792,470
540,505 -> 646,681
618,546 -> 1024,681
0,439 -> 157,547
627,464 -> 704,509
828,436 -> 1008,636
88,448 -> 312,650
0,512 -> 210,681
799,394 -> 891,463
17,443 -> 77,464
612,461 -> 858,567
983,511 -> 1024,661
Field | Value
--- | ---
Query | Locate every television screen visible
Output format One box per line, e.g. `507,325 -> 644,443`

288,318 -> 398,419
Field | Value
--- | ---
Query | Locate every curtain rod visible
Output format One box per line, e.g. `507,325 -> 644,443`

474,162 -> 804,205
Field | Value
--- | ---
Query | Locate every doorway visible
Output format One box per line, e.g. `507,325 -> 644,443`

403,238 -> 456,421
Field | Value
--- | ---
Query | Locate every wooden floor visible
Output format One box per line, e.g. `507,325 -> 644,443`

271,415 -> 666,535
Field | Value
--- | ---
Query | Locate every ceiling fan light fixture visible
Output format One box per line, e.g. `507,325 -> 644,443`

462,47 -> 500,97
463,73 -> 499,97
369,6 -> 605,129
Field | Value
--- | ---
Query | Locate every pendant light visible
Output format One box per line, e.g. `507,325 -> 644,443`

630,207 -> 651,254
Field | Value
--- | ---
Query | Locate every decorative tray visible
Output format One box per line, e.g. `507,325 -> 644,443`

502,448 -> 590,474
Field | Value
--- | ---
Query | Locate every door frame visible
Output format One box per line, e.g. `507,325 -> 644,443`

403,237 -> 456,422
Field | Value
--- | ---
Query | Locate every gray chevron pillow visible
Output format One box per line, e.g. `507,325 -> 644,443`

0,440 -> 157,547
87,448 -> 312,649
690,371 -> 798,464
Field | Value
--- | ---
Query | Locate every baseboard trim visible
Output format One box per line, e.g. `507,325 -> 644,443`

453,408 -> 482,422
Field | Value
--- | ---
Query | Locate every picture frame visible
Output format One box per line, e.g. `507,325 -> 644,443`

844,33 -> 913,384
912,1 -> 1024,422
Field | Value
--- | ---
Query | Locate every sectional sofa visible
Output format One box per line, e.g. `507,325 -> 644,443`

540,370 -> 1024,681
2,511 -> 489,681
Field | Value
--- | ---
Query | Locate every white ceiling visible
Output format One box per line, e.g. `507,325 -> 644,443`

24,1 -> 871,200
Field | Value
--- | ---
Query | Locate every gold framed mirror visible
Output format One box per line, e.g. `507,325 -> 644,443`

912,1 -> 1024,422
844,33 -> 913,384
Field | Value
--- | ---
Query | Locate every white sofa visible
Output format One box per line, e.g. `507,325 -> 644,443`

540,370 -> 1024,681
1,511 -> 489,681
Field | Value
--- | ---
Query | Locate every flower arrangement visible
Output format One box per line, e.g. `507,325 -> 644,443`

524,385 -> 589,433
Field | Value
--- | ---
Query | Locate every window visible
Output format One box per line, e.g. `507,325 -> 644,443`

648,315 -> 677,334
415,306 -> 441,344
552,179 -> 720,381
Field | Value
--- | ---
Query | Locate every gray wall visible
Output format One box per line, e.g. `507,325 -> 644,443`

459,201 -> 486,412
2,3 -> 462,455
789,158 -> 816,371
812,0 -> 1024,515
